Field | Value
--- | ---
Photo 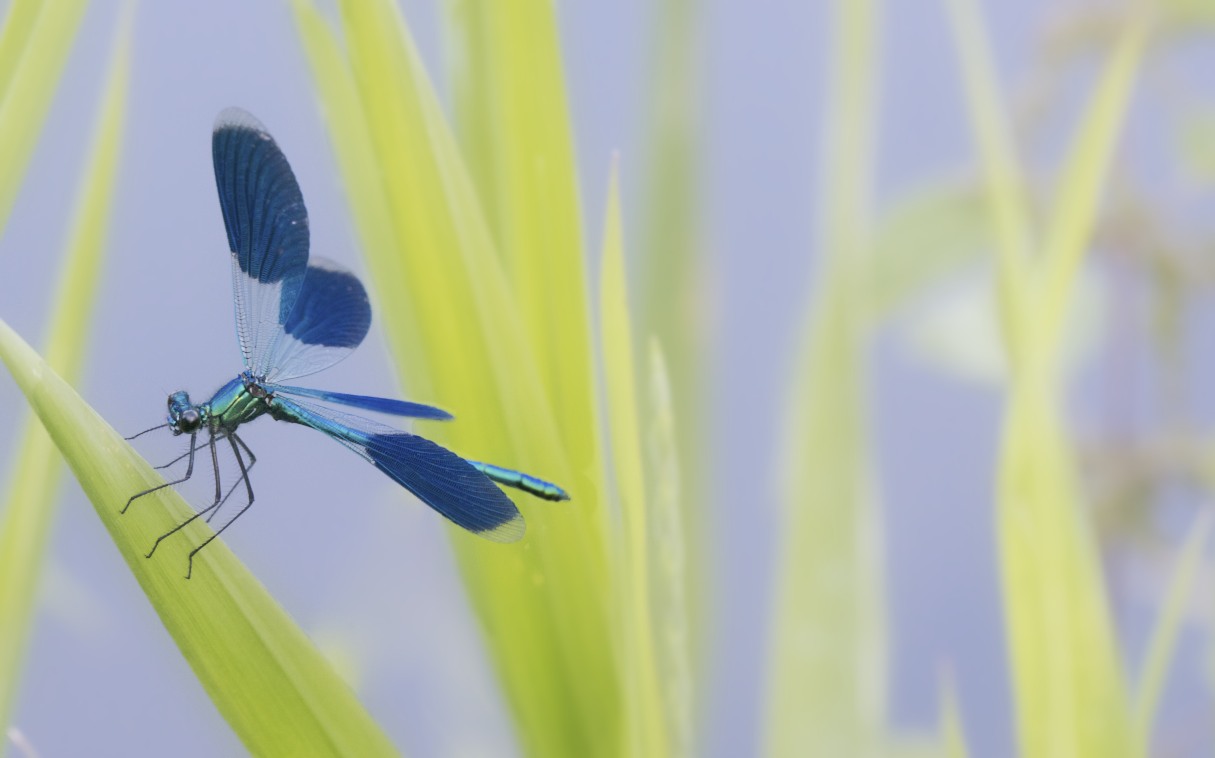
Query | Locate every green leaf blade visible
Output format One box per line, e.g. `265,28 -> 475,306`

947,4 -> 1148,754
942,0 -> 1034,367
764,0 -> 887,755
294,3 -> 620,755
599,164 -> 670,757
1132,511 -> 1213,750
0,0 -> 89,238
1035,15 -> 1148,368
643,339 -> 692,757
443,0 -> 596,450
0,320 -> 399,757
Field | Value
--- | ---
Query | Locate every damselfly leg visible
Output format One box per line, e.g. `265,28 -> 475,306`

124,427 -> 259,578
185,433 -> 256,579
122,431 -> 199,514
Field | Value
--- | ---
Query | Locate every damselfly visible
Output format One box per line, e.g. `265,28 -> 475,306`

125,108 -> 568,578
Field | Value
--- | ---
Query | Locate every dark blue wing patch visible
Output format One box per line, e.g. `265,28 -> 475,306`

365,434 -> 524,540
271,384 -> 453,420
283,262 -> 372,349
270,395 -> 524,542
213,108 -> 309,290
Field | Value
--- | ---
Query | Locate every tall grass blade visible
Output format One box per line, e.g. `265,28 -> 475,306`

764,0 -> 886,755
0,321 -> 398,757
599,164 -> 669,757
644,339 -> 691,757
288,0 -> 431,395
0,2 -> 41,99
948,1 -> 1148,754
1132,511 -> 1212,751
442,0 -> 496,245
1034,16 -> 1148,366
440,0 -> 599,491
293,2 -> 619,755
0,19 -> 128,745
636,0 -> 705,370
438,24 -> 612,738
942,0 -> 1034,366
0,0 -> 89,239
633,0 -> 705,668
995,395 -> 1134,757
995,395 -> 1133,757
940,673 -> 968,758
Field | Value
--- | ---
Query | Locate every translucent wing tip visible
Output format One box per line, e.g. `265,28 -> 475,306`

215,107 -> 267,136
474,512 -> 526,543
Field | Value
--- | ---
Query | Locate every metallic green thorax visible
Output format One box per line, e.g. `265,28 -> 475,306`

167,374 -> 272,437
204,375 -> 270,431
202,374 -> 269,432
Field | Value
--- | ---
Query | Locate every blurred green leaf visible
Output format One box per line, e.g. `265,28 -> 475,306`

0,0 -> 89,238
293,2 -> 620,755
1174,106 -> 1215,184
947,0 -> 1148,754
1035,13 -> 1146,368
940,673 -> 969,758
867,183 -> 993,320
644,339 -> 692,757
633,1 -> 707,658
637,0 -> 705,345
599,164 -> 670,757
0,18 -> 127,745
764,0 -> 887,755
442,0 -> 597,461
0,2 -> 41,95
899,264 -> 1107,385
943,0 -> 1034,368
1159,0 -> 1215,30
1133,512 -> 1213,752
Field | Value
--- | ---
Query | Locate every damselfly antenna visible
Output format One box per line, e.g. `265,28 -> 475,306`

124,422 -> 170,441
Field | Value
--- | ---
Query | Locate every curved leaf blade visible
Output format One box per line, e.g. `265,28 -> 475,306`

0,321 -> 398,758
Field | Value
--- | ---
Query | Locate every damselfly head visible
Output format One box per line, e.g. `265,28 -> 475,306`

167,391 -> 201,435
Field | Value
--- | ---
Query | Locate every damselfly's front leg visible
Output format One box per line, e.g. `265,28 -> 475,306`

185,432 -> 257,579
122,431 -> 199,514
145,437 -> 251,562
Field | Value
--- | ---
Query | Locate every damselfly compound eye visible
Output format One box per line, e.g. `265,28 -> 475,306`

178,408 -> 201,432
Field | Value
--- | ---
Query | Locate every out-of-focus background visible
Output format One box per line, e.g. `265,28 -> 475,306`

1,1 -> 1213,756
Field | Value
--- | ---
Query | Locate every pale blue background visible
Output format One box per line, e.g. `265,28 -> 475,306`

0,1 -> 1207,756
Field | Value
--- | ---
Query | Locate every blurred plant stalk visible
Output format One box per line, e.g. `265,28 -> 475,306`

599,165 -> 691,757
764,0 -> 888,755
0,7 -> 120,750
633,0 -> 708,683
293,0 -> 689,755
0,0 -> 89,239
946,0 -> 1148,754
